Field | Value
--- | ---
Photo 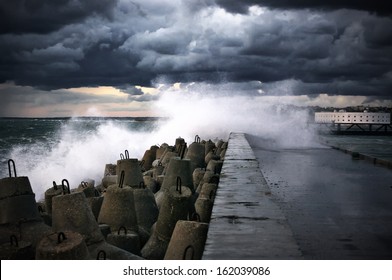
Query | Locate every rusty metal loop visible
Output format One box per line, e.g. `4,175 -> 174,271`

61,179 -> 71,195
118,226 -> 127,235
118,170 -> 125,188
57,232 -> 67,244
180,143 -> 187,159
53,181 -> 58,190
183,245 -> 195,260
97,250 -> 107,260
139,181 -> 146,189
176,176 -> 182,194
120,153 -> 125,160
8,159 -> 17,178
124,150 -> 130,159
194,135 -> 201,143
158,161 -> 163,166
190,212 -> 201,222
10,235 -> 18,247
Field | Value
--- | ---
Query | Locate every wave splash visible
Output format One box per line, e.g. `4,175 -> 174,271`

7,87 -> 318,199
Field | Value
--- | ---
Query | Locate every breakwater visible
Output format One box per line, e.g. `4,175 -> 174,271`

203,133 -> 301,259
0,135 -> 226,260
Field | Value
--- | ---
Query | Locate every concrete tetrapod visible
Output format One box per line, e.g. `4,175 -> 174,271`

52,179 -> 142,260
98,172 -> 139,234
107,226 -> 141,256
204,139 -> 216,157
0,177 -> 40,225
141,146 -> 157,172
44,181 -> 63,215
164,220 -> 209,260
0,160 -> 51,257
160,157 -> 194,192
155,143 -> 169,160
194,197 -> 214,223
52,181 -> 105,246
36,231 -> 90,260
0,235 -> 34,259
116,150 -> 144,188
155,157 -> 194,210
132,183 -> 159,241
141,178 -> 193,259
184,135 -> 206,173
198,183 -> 218,200
101,163 -> 117,190
205,151 -> 220,165
192,168 -> 206,190
206,160 -> 223,175
76,180 -> 96,198
152,161 -> 164,181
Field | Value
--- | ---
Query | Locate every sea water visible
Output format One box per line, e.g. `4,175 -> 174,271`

0,117 -> 162,199
319,134 -> 392,162
1,116 -> 390,201
1,89 -> 390,199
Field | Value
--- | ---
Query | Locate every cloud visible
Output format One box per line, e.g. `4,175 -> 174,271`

0,83 -> 132,116
0,0 -> 391,103
118,85 -> 144,96
127,93 -> 159,102
214,0 -> 392,16
116,85 -> 159,102
0,0 -> 118,34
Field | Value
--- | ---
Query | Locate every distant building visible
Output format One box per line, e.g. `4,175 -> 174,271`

315,112 -> 390,124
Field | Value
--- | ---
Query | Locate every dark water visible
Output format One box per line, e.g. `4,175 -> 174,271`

0,117 -> 159,198
1,117 -> 390,200
319,134 -> 392,163
0,118 -> 63,166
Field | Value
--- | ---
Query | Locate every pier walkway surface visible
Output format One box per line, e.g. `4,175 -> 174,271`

202,133 -> 302,259
252,134 -> 392,259
203,132 -> 392,260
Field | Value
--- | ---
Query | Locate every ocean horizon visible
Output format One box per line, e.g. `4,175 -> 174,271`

1,116 -> 391,200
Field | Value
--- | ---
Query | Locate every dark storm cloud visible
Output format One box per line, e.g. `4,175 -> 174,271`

118,86 -> 144,96
0,0 -> 118,34
0,0 -> 391,100
214,0 -> 392,16
114,85 -> 159,102
128,93 -> 159,102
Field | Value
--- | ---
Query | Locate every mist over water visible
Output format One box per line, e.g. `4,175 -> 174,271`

155,87 -> 318,148
3,86 -> 318,199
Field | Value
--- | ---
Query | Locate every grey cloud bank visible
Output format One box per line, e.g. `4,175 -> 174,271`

0,0 -> 391,115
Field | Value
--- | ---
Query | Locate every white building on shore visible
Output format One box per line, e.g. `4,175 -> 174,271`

315,111 -> 391,124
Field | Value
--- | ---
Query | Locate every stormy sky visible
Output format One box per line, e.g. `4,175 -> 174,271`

0,0 -> 391,116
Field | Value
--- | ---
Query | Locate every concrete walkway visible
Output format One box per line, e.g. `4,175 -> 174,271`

202,133 -> 302,259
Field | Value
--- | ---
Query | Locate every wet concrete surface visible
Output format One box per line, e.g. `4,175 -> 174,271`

203,133 -> 302,260
247,134 -> 392,259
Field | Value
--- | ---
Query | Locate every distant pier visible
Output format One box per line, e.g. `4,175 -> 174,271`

315,111 -> 392,135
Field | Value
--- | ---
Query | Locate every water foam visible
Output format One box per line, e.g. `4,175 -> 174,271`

154,87 -> 318,148
9,120 -> 164,200
8,85 -> 318,199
